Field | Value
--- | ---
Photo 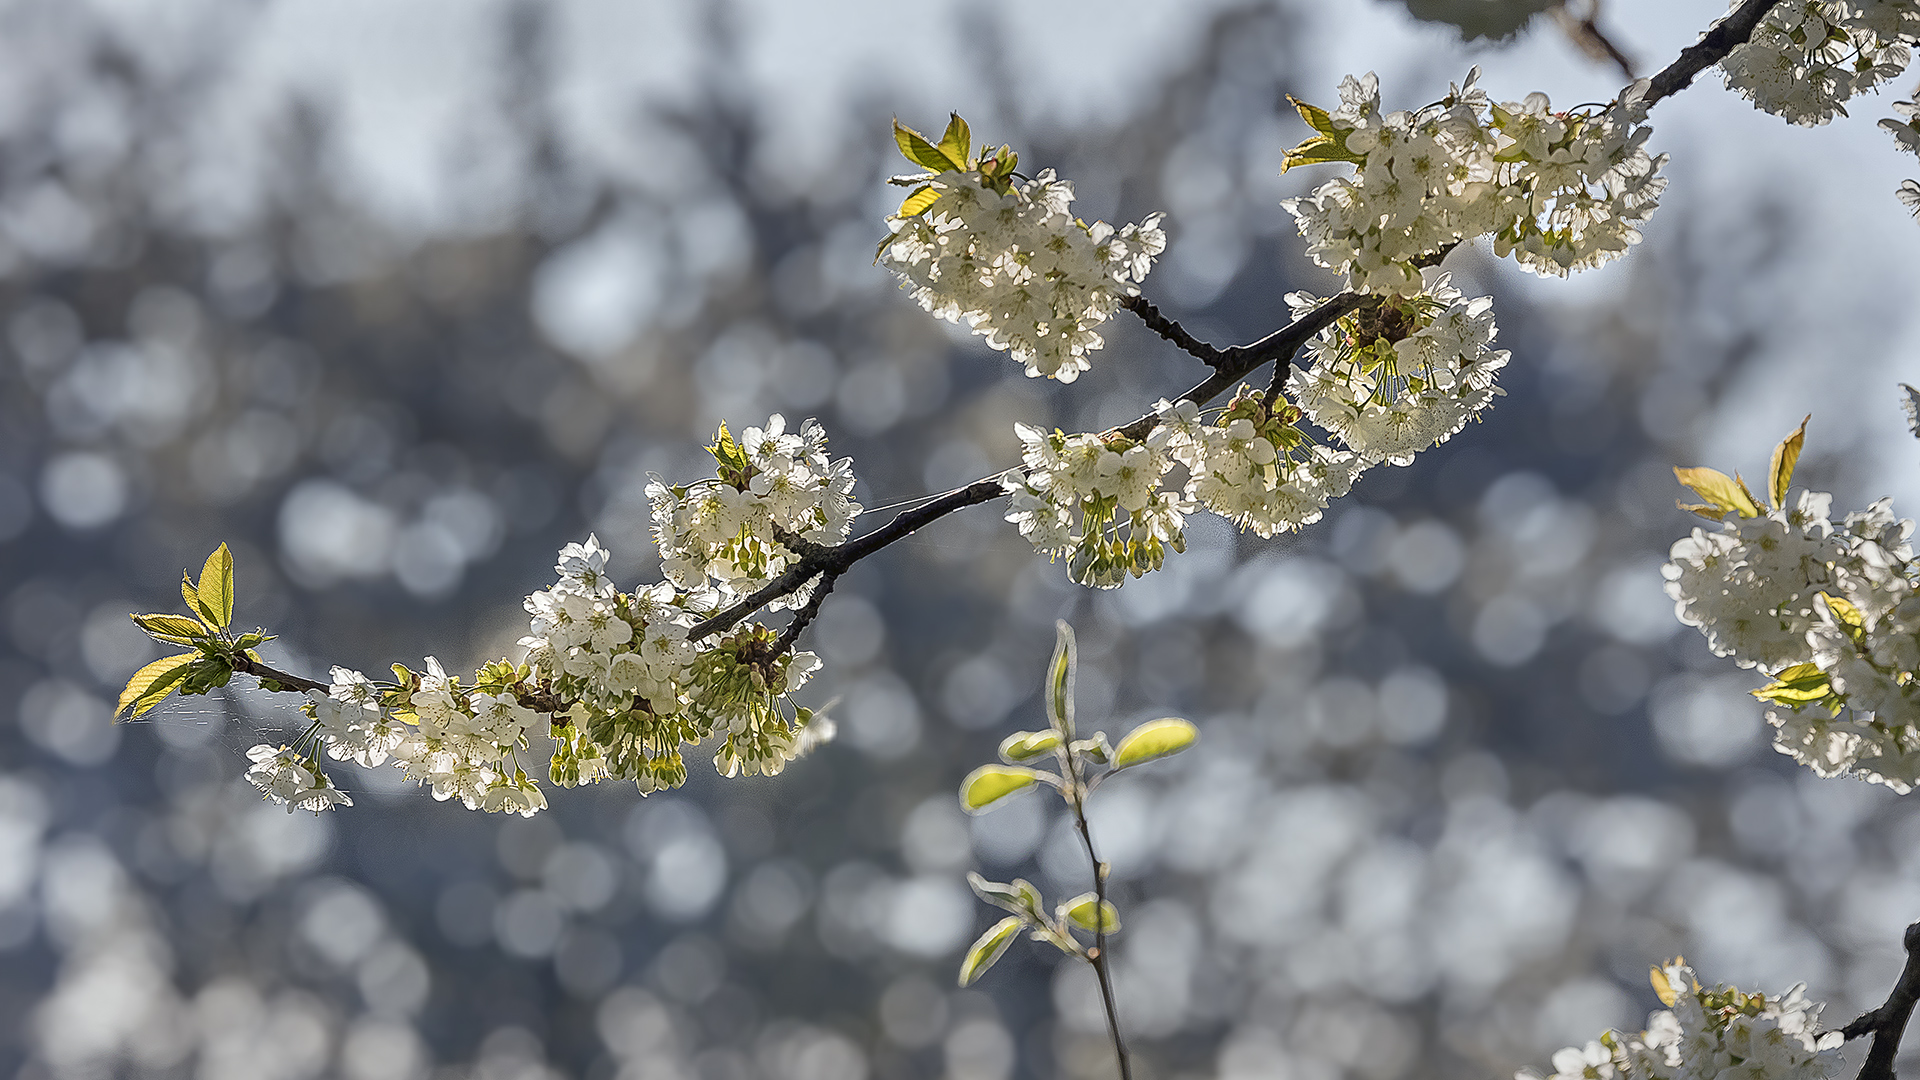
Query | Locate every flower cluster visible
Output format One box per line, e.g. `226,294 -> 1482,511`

1665,415 -> 1920,791
648,415 -> 859,609
1286,271 -> 1509,466
1884,85 -> 1920,218
1721,0 -> 1920,127
881,166 -> 1166,382
244,745 -> 352,812
246,528 -> 836,814
1524,961 -> 1840,1080
1281,68 -> 1667,292
1002,423 -> 1191,587
882,169 -> 1165,382
1158,395 -> 1364,537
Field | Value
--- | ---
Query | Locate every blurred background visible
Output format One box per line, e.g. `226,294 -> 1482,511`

3,0 -> 1920,1078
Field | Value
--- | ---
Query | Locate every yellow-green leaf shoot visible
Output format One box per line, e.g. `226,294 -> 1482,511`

1769,415 -> 1810,510
196,543 -> 235,629
959,765 -> 1043,814
116,652 -> 199,720
958,916 -> 1023,987
997,730 -> 1061,763
1673,467 -> 1762,519
1060,892 -> 1122,934
1111,717 -> 1198,770
1046,620 -> 1076,739
131,613 -> 210,645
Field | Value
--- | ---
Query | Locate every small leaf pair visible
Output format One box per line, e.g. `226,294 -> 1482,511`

1673,415 -> 1807,519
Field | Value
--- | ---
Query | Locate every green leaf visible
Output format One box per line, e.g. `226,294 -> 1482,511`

181,573 -> 203,622
968,872 -> 1044,917
116,652 -> 198,719
998,730 -> 1061,763
959,765 -> 1044,814
1769,415 -> 1810,510
1046,620 -> 1076,739
1751,662 -> 1835,707
1821,592 -> 1866,642
1070,734 -> 1112,766
131,613 -> 210,645
958,916 -> 1024,987
936,112 -> 971,170
1059,892 -> 1122,934
196,544 -> 235,629
895,185 -> 941,219
1291,97 -> 1337,134
1111,717 -> 1199,770
1673,467 -> 1762,519
893,118 -> 962,173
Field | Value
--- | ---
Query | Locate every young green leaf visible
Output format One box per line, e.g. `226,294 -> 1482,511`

1769,415 -> 1810,510
1046,620 -> 1076,739
1111,717 -> 1198,770
967,872 -> 1044,917
958,916 -> 1024,987
181,573 -> 204,623
936,112 -> 971,170
197,543 -> 235,629
895,184 -> 941,219
116,652 -> 199,719
997,730 -> 1061,763
1673,467 -> 1762,519
130,613 -> 210,645
1059,892 -> 1122,934
893,118 -> 962,173
959,765 -> 1045,814
1751,663 -> 1836,708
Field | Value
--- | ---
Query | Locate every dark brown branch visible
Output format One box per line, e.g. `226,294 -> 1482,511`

687,477 -> 1007,642
1644,0 -> 1775,106
768,568 -> 840,662
1064,736 -> 1132,1080
1111,291 -> 1367,441
1553,1 -> 1637,80
230,654 -> 327,694
1122,295 -> 1230,367
1844,923 -> 1920,1080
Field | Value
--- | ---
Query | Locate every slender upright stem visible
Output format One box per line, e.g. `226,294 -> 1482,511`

1062,748 -> 1132,1080
1844,922 -> 1920,1080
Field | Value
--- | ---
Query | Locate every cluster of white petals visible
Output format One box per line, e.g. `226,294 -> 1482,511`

243,744 -> 352,812
1286,270 -> 1509,466
1884,86 -> 1920,216
1721,0 -> 1920,127
1002,423 -> 1191,587
1525,962 -> 1840,1080
881,168 -> 1166,381
1157,398 -> 1365,538
648,415 -> 859,609
1282,69 -> 1666,292
1666,480 -> 1920,790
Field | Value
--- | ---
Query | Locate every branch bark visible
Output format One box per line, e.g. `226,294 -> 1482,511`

1844,922 -> 1920,1080
1643,0 -> 1775,106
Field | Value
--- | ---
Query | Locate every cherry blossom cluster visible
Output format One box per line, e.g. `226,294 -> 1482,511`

1285,270 -> 1509,466
1524,961 -> 1840,1080
1720,0 -> 1920,127
1884,84 -> 1920,216
1001,423 -> 1192,588
1665,455 -> 1920,790
648,415 -> 859,610
1156,395 -> 1364,537
246,530 -> 832,815
880,167 -> 1167,383
1281,68 -> 1667,292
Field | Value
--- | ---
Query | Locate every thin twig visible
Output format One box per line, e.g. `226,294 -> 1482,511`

1064,742 -> 1132,1080
1843,922 -> 1920,1080
768,569 -> 840,662
229,654 -> 326,693
1644,0 -> 1775,106
1122,295 -> 1229,367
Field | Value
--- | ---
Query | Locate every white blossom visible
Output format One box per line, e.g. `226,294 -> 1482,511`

1001,423 -> 1191,587
244,744 -> 352,812
1523,961 -> 1841,1080
881,168 -> 1166,381
1282,68 -> 1666,291
1721,0 -> 1920,127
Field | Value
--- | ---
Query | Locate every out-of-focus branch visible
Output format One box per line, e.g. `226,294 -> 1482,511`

1843,922 -> 1920,1080
1645,0 -> 1775,106
1553,1 -> 1637,80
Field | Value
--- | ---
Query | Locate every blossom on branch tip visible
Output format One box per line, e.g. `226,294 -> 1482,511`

1281,67 -> 1666,290
1721,0 -> 1920,127
880,161 -> 1166,382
